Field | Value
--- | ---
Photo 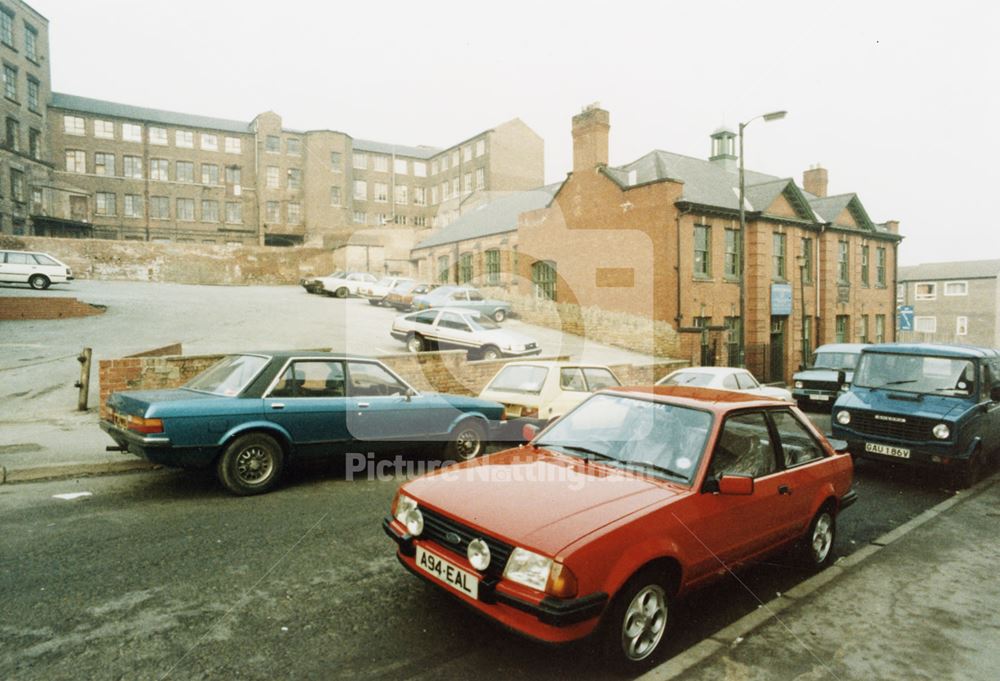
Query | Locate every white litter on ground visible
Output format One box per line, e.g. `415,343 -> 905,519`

53,492 -> 93,500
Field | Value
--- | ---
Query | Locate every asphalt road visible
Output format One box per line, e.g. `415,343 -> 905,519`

0,432 -> 955,681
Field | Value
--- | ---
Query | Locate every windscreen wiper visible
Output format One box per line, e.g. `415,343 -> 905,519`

617,460 -> 687,480
541,443 -> 616,462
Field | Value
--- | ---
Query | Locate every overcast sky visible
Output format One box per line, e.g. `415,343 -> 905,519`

33,0 -> 997,266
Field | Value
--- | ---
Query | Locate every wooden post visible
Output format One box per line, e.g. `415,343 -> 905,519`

76,348 -> 92,411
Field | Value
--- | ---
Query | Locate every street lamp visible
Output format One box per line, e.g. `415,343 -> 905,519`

737,110 -> 787,369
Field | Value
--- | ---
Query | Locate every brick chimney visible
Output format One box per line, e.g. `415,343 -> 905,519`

803,165 -> 828,197
884,220 -> 900,234
572,104 -> 610,173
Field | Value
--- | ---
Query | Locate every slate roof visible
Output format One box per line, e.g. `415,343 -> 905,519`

807,194 -> 855,224
898,260 -> 1000,282
352,139 -> 441,160
50,92 -> 253,134
413,184 -> 563,250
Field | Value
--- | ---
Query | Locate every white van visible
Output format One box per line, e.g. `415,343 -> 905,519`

0,249 -> 74,289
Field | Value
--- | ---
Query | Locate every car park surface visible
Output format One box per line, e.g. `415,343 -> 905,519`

386,386 -> 855,670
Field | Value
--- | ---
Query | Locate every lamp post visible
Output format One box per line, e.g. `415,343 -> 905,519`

797,253 -> 808,368
737,109 -> 787,369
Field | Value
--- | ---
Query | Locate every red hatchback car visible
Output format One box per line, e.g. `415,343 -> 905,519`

384,386 -> 856,670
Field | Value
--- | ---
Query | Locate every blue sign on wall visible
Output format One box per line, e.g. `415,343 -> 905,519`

898,305 -> 914,331
771,283 -> 793,316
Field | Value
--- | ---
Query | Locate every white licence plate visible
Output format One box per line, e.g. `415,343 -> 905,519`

505,404 -> 523,418
809,394 -> 830,402
415,545 -> 479,599
865,442 -> 911,459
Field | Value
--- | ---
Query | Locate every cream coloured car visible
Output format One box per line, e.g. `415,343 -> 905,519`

0,249 -> 74,290
478,360 -> 622,422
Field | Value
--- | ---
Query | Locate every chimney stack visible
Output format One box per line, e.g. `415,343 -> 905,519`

572,104 -> 610,173
884,220 -> 900,234
803,164 -> 828,198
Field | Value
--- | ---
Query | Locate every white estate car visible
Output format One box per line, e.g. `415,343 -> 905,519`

317,271 -> 378,298
479,360 -> 622,422
655,366 -> 793,401
0,250 -> 74,290
358,276 -> 415,306
390,307 -> 540,360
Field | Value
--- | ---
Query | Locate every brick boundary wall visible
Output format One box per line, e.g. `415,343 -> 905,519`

98,348 -> 689,418
0,296 -> 106,320
0,235 -> 336,286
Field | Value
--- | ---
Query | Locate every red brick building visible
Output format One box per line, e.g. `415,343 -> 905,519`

515,106 -> 901,383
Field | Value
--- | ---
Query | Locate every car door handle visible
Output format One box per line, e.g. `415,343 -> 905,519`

357,402 -> 370,408
270,403 -> 285,410
778,485 -> 792,495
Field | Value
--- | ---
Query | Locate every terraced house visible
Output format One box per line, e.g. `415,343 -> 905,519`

0,0 -> 544,247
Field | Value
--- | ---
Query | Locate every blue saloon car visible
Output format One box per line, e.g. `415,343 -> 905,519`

100,352 -> 506,495
411,286 -> 513,322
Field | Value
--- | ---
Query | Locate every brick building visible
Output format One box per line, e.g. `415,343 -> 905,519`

0,0 -> 544,250
513,106 -> 901,383
897,259 -> 1000,348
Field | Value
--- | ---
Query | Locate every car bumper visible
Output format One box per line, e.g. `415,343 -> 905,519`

834,430 -> 976,468
383,517 -> 607,643
100,420 -> 213,468
390,330 -> 409,343
502,347 -> 542,358
791,389 -> 838,405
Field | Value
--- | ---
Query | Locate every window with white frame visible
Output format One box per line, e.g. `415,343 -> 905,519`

175,130 -> 194,148
150,159 -> 169,181
353,180 -> 367,201
914,316 -> 937,333
3,63 -> 16,101
352,211 -> 366,224
265,136 -> 280,153
286,138 -> 301,156
201,163 -> 219,185
475,167 -> 485,190
94,120 -> 115,139
896,283 -> 905,303
124,194 -> 144,218
65,150 -> 85,173
201,199 -> 219,222
463,173 -> 472,194
224,137 -> 241,154
64,115 -> 85,136
266,166 -> 279,189
95,192 -> 116,216
201,134 -> 218,151
373,155 -> 389,172
463,146 -> 472,162
413,161 -> 426,177
352,152 -> 367,169
123,155 -> 143,179
149,127 -> 168,145
914,282 -> 937,300
475,139 -> 485,157
394,185 -> 408,205
150,196 -> 169,220
225,166 -> 241,188
266,201 -> 280,222
176,161 -> 194,183
374,182 -> 388,203
944,281 -> 968,296
414,187 -> 426,206
956,316 -> 968,336
394,158 -> 408,175
287,168 -> 302,190
94,152 -> 116,176
122,123 -> 142,142
287,202 -> 301,225
176,198 -> 195,221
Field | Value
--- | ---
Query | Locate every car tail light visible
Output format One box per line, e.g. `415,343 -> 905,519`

546,562 -> 578,599
126,415 -> 164,434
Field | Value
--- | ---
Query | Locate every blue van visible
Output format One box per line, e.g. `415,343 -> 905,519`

831,343 -> 1000,487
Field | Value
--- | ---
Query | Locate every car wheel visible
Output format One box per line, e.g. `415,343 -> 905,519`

367,298 -> 380,306
481,345 -> 501,361
445,420 -> 486,461
799,505 -> 836,568
492,308 -> 507,323
334,287 -> 349,299
958,448 -> 986,489
217,433 -> 284,496
29,274 -> 50,290
601,569 -> 671,671
406,333 -> 424,353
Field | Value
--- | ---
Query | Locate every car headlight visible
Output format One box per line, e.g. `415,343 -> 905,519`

836,410 -> 851,425
503,547 -> 552,592
933,423 -> 950,440
394,494 -> 424,536
840,382 -> 851,392
794,381 -> 804,389
467,538 -> 491,571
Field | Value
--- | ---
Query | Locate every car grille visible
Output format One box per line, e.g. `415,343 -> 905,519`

801,380 -> 839,392
420,506 -> 514,578
850,411 -> 936,442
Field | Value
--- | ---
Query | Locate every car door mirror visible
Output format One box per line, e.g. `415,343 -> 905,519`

522,423 -> 540,441
836,370 -> 846,387
718,474 -> 754,496
405,387 -> 417,402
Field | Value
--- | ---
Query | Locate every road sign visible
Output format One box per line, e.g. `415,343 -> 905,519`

898,305 -> 914,331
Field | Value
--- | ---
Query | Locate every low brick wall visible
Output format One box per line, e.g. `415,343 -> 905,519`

0,235 -> 336,286
0,296 -> 106,320
97,348 -> 688,417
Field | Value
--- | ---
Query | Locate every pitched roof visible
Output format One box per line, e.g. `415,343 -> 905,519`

413,184 -> 563,250
352,138 -> 441,160
50,92 -> 253,134
898,260 -> 1000,282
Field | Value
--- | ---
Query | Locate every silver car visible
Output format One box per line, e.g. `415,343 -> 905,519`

390,307 -> 541,360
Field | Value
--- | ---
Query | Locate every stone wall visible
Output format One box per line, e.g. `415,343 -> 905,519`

0,296 -> 106,320
0,235 -> 336,285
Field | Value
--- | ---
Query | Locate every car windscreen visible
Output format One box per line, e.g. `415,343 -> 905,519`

811,352 -> 859,370
853,353 -> 977,396
536,393 -> 713,484
659,372 -> 714,387
185,354 -> 270,396
486,365 -> 549,394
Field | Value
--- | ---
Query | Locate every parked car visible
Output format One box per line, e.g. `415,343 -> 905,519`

359,276 -> 415,306
412,285 -> 512,322
792,343 -> 869,408
832,343 -> 1000,487
300,271 -> 344,295
100,351 -> 505,495
386,281 -> 438,312
390,307 -> 540,360
385,386 -> 855,670
318,271 -> 378,298
0,249 -> 74,290
656,366 -> 793,401
479,361 -> 621,426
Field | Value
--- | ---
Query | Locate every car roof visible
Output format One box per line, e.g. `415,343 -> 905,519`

238,350 -> 379,362
667,366 -> 749,376
495,360 -> 614,370
606,386 -> 785,410
862,343 -> 1000,359
814,343 -> 870,353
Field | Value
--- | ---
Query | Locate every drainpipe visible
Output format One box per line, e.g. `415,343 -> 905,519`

674,205 -> 693,328
816,224 -> 825,341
